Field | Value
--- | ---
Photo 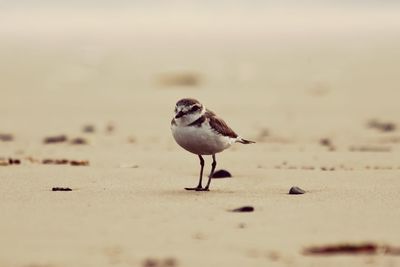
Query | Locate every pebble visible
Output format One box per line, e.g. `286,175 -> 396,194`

8,158 -> 21,165
238,223 -> 246,229
82,124 -> 95,133
304,243 -> 378,255
0,159 -> 10,166
367,119 -> 396,132
52,187 -> 72,191
0,158 -> 21,165
320,138 -> 332,147
44,135 -> 68,144
0,133 -> 14,142
231,206 -> 254,212
142,259 -> 158,267
212,169 -> 232,178
106,122 -> 115,134
289,186 -> 305,195
70,137 -> 88,145
42,159 -> 69,165
142,258 -> 177,267
70,160 -> 89,166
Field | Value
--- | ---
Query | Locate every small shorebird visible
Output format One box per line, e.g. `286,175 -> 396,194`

171,98 -> 255,191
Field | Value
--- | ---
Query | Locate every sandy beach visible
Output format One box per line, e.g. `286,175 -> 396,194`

1,2 -> 400,266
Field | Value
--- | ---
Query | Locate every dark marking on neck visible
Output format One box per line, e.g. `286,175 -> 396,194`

188,115 -> 206,127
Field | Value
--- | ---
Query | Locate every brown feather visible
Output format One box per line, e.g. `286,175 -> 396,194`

188,115 -> 206,127
207,110 -> 238,138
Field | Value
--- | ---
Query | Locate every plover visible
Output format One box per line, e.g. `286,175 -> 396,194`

171,98 -> 255,191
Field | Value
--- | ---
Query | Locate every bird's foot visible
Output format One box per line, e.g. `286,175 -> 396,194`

185,186 -> 209,191
185,186 -> 202,191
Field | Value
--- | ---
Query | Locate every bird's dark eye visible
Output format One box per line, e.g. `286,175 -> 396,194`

191,105 -> 200,112
174,107 -> 178,113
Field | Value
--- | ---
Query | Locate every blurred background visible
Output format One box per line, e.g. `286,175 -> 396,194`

1,0 -> 400,142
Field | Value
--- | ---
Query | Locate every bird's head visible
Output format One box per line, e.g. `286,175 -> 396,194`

173,98 -> 205,125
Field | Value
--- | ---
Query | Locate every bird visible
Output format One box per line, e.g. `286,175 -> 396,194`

171,98 -> 255,191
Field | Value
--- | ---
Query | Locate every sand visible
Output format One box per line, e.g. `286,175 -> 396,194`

1,3 -> 400,267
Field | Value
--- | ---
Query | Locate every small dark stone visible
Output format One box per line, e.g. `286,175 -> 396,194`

57,159 -> 69,164
0,133 -> 14,142
106,122 -> 115,134
212,169 -> 232,178
44,135 -> 68,144
127,136 -> 136,143
82,125 -> 95,133
231,206 -> 254,212
8,158 -> 21,165
163,258 -> 177,267
319,138 -> 336,151
70,160 -> 89,166
381,123 -> 396,132
42,159 -> 69,165
367,119 -> 396,132
0,159 -> 9,166
304,243 -> 378,255
52,187 -> 72,191
238,223 -> 246,229
142,258 -> 158,267
289,186 -> 306,195
320,138 -> 332,147
70,137 -> 88,145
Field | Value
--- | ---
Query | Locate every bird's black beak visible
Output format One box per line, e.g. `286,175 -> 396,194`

175,111 -> 185,119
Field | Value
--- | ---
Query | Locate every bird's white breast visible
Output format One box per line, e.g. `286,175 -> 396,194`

171,121 -> 234,155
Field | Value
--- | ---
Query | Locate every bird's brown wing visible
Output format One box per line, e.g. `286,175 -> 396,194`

207,111 -> 238,138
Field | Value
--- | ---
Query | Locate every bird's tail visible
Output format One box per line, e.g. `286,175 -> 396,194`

236,137 -> 256,144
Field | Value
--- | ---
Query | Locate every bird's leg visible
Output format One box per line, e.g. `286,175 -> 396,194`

203,154 -> 217,191
185,155 -> 204,191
